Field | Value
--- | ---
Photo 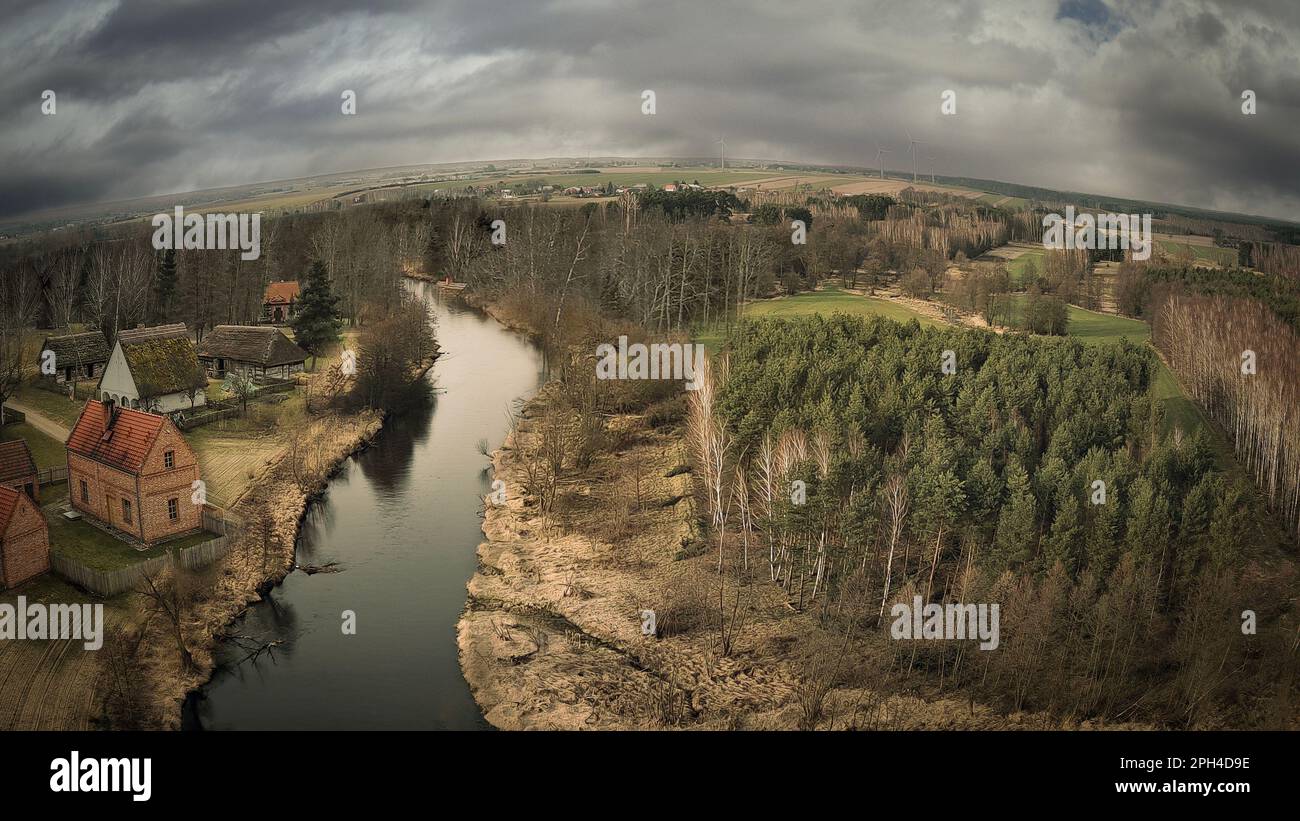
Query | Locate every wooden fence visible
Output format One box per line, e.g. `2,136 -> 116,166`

175,406 -> 242,431
0,406 -> 25,426
202,506 -> 242,534
255,379 -> 298,395
36,465 -> 68,484
51,534 -> 236,597
173,380 -> 296,431
52,512 -> 242,597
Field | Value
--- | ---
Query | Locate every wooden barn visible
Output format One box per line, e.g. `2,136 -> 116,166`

39,331 -> 110,385
196,325 -> 308,381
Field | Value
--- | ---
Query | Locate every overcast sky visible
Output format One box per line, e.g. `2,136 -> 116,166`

3,0 -> 1298,222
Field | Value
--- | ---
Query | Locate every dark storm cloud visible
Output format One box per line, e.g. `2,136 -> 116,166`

1,0 -> 1297,222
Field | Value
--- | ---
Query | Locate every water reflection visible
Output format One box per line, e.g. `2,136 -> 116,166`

186,286 -> 544,730
355,386 -> 434,495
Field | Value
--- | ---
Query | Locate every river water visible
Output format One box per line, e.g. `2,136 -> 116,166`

184,282 -> 543,729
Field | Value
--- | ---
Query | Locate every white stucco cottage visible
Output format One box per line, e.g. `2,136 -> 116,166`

97,324 -> 208,414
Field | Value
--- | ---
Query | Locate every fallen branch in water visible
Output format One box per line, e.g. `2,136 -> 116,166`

223,635 -> 284,665
296,562 -> 343,575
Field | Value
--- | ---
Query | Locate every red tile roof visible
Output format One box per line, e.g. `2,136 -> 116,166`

66,400 -> 165,475
264,281 -> 300,305
0,440 -> 37,484
0,486 -> 17,535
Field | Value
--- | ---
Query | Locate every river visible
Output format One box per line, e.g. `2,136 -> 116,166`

184,282 -> 543,730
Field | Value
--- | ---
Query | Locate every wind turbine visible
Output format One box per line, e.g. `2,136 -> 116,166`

716,137 -> 726,170
905,128 -> 925,183
875,145 -> 890,179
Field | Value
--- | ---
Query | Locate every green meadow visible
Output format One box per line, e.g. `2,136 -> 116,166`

1006,249 -> 1047,284
1156,240 -> 1237,266
694,287 -> 941,350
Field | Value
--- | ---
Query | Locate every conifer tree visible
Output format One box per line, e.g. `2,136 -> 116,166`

291,260 -> 342,368
152,248 -> 176,321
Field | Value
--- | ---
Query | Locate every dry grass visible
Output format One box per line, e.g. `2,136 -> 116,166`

459,388 -> 1123,730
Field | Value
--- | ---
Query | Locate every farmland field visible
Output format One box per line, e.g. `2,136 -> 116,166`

0,575 -> 106,730
490,169 -> 774,190
977,192 -> 1031,209
1156,240 -> 1237,266
828,176 -> 986,198
187,427 -> 288,509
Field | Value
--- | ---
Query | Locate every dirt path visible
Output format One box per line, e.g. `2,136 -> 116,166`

3,401 -> 70,441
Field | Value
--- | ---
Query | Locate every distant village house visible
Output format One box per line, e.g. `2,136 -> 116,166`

66,400 -> 202,546
196,325 -> 308,381
97,324 -> 207,414
0,440 -> 39,502
263,280 -> 300,324
0,485 -> 50,589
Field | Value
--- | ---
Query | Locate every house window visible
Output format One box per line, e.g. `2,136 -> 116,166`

168,498 -> 178,521
164,450 -> 175,469
79,479 -> 88,503
85,363 -> 95,377
64,366 -> 74,381
122,498 -> 132,524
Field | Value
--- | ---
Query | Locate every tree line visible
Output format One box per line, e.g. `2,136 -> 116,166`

685,314 -> 1295,726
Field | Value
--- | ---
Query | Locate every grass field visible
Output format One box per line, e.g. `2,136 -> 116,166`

1038,300 -> 1150,346
977,193 -> 1031,210
41,482 -> 213,572
996,297 -> 1207,435
13,383 -> 88,429
695,287 -> 939,349
1151,365 -> 1206,437
187,422 -> 291,509
1156,240 -> 1237,266
1006,249 -> 1047,284
1,423 -> 65,468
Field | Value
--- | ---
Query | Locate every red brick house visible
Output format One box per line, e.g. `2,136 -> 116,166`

0,440 -> 39,501
65,400 -> 202,546
0,485 -> 50,589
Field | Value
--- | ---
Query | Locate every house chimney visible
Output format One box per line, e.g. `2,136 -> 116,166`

100,397 -> 116,433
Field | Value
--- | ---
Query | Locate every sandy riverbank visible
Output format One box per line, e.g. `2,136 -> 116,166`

132,408 -> 384,728
457,387 -> 1126,730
